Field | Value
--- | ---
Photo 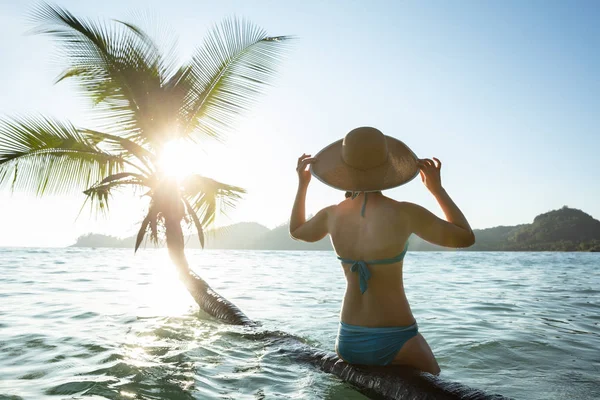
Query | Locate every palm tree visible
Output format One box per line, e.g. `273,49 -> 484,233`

0,3 -> 291,325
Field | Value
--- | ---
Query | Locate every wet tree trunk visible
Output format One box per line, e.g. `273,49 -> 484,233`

163,214 -> 254,326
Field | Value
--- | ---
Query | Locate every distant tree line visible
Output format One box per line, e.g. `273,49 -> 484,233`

73,206 -> 600,252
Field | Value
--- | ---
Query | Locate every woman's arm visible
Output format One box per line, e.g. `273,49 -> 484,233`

406,158 -> 475,248
289,154 -> 330,242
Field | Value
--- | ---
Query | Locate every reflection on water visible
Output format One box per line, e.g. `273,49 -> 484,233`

0,248 -> 599,399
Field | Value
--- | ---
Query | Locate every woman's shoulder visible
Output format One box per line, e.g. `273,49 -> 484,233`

313,204 -> 339,219
380,199 -> 432,223
396,200 -> 432,216
381,196 -> 419,211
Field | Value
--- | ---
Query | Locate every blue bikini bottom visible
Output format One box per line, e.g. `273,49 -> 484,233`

335,320 -> 419,366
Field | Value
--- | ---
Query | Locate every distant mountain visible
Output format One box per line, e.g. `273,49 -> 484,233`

250,223 -> 332,250
73,233 -> 135,248
72,222 -> 271,250
72,206 -> 600,251
203,222 -> 269,249
504,206 -> 600,251
469,225 -> 526,251
410,206 -> 600,252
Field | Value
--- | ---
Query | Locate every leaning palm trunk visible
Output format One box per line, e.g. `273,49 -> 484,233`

291,346 -> 509,400
0,4 -> 290,325
164,214 -> 254,325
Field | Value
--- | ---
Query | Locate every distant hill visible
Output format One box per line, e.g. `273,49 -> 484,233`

411,206 -> 600,252
72,222 -> 271,250
73,233 -> 135,248
251,222 -> 332,250
506,206 -> 600,251
203,222 -> 269,249
72,206 -> 600,251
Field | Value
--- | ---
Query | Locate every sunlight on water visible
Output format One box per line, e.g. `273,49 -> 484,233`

132,251 -> 194,316
0,248 -> 598,399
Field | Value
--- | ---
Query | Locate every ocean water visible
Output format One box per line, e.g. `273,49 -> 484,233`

0,248 -> 599,400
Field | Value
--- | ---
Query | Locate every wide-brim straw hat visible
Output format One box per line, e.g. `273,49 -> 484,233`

310,127 -> 419,192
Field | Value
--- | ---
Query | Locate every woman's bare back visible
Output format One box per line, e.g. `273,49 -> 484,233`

328,192 -> 416,327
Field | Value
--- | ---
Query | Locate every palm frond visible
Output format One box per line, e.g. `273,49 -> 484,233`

82,129 -> 156,174
134,203 -> 160,252
183,197 -> 204,248
181,174 -> 245,227
29,3 -> 173,145
135,213 -> 151,252
81,172 -> 149,217
117,9 -> 182,83
0,115 -> 125,196
181,17 -> 293,141
98,171 -> 150,186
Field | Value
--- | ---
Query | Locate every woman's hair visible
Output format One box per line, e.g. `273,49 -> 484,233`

345,191 -> 382,198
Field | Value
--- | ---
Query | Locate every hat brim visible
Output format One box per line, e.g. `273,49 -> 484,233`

310,136 -> 419,192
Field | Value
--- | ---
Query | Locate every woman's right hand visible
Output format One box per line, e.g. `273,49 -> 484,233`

418,158 -> 443,195
296,153 -> 315,187
411,157 -> 475,248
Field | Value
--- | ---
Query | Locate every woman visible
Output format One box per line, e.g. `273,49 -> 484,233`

289,127 -> 474,375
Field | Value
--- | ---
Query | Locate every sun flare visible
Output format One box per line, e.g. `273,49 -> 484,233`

157,140 -> 201,181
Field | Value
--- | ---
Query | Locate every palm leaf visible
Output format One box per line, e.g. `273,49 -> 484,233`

81,172 -> 149,216
0,115 -> 125,196
181,174 -> 245,227
134,202 -> 161,252
135,213 -> 151,252
29,3 -> 170,145
82,129 -> 156,174
116,10 -> 182,84
181,17 -> 293,142
183,197 -> 205,248
98,171 -> 149,185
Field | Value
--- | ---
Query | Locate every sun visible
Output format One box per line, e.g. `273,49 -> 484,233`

157,140 -> 201,181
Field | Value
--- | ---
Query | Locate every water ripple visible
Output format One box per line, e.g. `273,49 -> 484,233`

0,248 -> 599,399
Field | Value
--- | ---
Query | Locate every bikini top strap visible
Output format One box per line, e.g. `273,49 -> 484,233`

365,242 -> 410,264
350,191 -> 368,217
361,193 -> 368,217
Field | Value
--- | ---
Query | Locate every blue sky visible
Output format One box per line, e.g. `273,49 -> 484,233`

0,0 -> 598,247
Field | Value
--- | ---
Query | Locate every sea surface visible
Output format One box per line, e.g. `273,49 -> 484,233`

0,248 -> 599,400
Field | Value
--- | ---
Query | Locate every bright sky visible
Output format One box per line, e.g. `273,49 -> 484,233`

0,0 -> 599,247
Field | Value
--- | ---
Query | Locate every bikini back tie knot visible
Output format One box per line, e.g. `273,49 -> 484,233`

349,261 -> 372,294
337,242 -> 409,294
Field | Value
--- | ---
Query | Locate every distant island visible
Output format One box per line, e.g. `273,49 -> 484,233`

72,206 -> 600,252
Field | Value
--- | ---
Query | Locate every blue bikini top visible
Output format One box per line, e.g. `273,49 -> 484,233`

336,192 -> 409,294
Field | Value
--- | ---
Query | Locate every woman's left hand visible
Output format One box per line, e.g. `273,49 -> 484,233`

296,154 -> 315,187
418,158 -> 443,195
